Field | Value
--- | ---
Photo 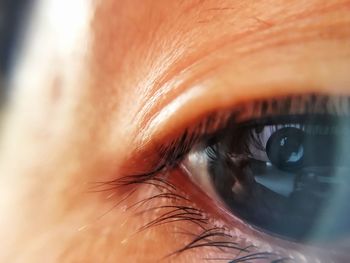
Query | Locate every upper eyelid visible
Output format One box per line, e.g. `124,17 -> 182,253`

128,94 -> 349,176
159,94 -> 350,162
136,77 -> 350,154
136,92 -> 350,149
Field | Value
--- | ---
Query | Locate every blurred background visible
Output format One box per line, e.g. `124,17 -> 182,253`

0,0 -> 34,108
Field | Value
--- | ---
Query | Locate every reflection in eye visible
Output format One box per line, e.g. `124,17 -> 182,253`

182,94 -> 350,246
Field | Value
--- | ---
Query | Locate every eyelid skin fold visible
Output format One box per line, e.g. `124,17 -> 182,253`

136,41 -> 350,156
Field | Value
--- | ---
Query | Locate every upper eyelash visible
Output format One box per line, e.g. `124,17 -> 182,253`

157,112 -> 235,167
157,93 -> 350,173
239,94 -> 350,120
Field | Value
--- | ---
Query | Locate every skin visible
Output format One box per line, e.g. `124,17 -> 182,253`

0,0 -> 350,262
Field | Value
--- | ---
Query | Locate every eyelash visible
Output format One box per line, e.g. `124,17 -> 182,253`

94,93 -> 349,262
158,93 -> 350,169
95,170 -> 289,262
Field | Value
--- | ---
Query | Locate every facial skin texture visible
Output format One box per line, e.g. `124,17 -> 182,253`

0,0 -> 350,262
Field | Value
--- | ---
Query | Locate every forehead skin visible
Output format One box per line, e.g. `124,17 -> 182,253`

0,0 -> 349,262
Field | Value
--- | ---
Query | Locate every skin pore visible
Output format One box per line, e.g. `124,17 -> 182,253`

0,0 -> 350,262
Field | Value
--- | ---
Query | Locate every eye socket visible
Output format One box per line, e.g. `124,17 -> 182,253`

182,100 -> 350,244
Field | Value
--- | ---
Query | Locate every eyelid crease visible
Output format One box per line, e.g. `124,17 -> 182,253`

138,79 -> 350,152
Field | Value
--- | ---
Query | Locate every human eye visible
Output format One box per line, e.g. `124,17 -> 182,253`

105,94 -> 350,262
103,93 -> 350,262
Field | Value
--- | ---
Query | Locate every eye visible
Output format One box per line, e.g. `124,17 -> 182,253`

182,94 -> 350,244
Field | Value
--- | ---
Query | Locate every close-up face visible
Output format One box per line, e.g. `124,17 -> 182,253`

1,0 -> 350,262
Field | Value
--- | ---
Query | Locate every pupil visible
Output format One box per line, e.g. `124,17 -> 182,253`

266,127 -> 304,171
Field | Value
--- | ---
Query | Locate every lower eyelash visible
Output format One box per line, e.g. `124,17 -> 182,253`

92,169 -> 292,263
